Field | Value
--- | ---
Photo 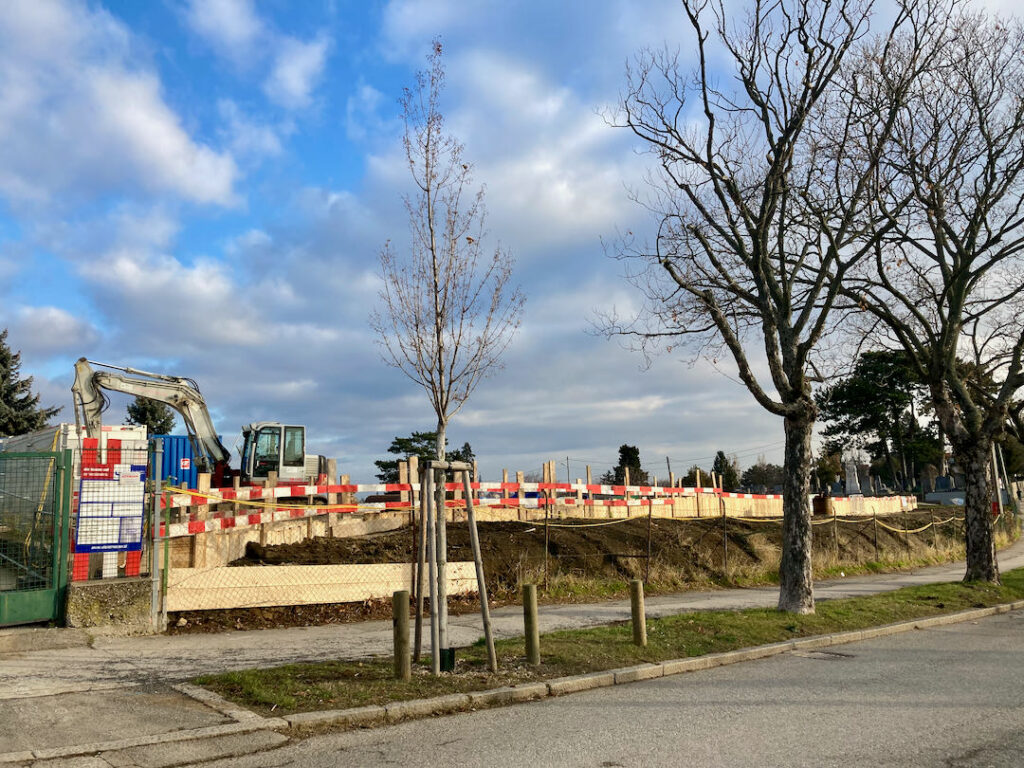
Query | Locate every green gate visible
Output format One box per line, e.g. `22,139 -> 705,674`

0,450 -> 72,626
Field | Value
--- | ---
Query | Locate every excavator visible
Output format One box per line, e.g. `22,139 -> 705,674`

71,358 -> 328,488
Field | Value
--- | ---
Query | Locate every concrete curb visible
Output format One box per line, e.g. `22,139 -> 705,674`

4,599 -> 1023,764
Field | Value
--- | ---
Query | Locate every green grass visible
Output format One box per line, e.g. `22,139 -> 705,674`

195,567 -> 1024,716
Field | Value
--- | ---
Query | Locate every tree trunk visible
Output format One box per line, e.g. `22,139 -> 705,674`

778,413 -> 815,613
958,439 -> 1000,583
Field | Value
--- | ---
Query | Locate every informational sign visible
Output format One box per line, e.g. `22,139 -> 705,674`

180,457 -> 191,471
75,439 -> 147,553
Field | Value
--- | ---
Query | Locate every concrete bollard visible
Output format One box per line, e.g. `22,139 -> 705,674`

523,584 -> 540,665
393,590 -> 411,681
631,579 -> 647,647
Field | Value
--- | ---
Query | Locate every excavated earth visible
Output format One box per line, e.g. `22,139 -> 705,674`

167,509 -> 956,634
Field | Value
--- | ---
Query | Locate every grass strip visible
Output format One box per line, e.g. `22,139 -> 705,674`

195,567 -> 1024,716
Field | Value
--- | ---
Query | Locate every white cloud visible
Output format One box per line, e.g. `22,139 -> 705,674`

0,0 -> 237,208
263,35 -> 330,110
218,100 -> 286,160
4,306 -> 100,355
183,0 -> 263,65
345,81 -> 388,142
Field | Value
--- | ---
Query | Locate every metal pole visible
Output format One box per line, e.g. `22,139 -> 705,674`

721,495 -> 728,576
150,440 -> 163,631
991,443 -> 1005,522
872,508 -> 880,561
434,466 -> 448,655
426,468 -> 440,676
161,484 -> 170,630
414,475 -> 427,661
645,497 -> 653,583
544,491 -> 550,590
997,444 -> 1019,519
461,470 -> 497,673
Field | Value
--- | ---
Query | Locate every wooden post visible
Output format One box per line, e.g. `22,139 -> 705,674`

544,490 -> 550,590
426,469 -> 440,676
434,466 -> 448,654
630,579 -> 647,647
696,468 -> 702,488
399,460 -> 409,507
393,590 -> 411,681
586,465 -> 592,485
414,470 -> 427,662
461,469 -> 497,673
930,508 -> 937,550
502,469 -> 509,504
340,473 -> 352,509
523,584 -> 540,665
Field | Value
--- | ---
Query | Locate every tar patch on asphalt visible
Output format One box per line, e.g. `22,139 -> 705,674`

791,649 -> 856,660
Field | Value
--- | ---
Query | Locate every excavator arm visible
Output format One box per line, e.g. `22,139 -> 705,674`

71,358 -> 232,478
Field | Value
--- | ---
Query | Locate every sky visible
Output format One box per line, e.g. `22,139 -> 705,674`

2,0 -> 1013,483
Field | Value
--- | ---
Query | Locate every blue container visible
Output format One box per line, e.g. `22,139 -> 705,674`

154,434 -> 221,489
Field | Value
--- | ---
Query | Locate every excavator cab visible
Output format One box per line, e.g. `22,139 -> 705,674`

240,422 -> 308,484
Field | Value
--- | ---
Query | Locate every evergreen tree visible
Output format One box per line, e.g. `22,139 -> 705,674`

125,396 -> 175,435
374,431 -> 474,482
712,450 -> 740,491
0,329 -> 61,436
599,444 -> 649,485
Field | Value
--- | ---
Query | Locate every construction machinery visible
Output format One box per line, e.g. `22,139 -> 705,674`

71,358 -> 327,487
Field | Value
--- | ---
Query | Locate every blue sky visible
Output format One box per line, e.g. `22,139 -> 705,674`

12,0 -> 1000,482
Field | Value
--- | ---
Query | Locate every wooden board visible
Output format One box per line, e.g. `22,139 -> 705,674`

166,561 -> 478,612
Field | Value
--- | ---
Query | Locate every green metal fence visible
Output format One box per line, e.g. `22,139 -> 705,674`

0,451 -> 72,626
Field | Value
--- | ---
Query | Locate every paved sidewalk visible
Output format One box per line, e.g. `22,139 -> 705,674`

2,538 -> 1023,764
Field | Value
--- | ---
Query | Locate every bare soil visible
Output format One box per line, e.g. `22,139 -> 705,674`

168,509 -> 960,634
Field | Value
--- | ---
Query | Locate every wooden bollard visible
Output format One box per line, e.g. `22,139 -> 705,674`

631,579 -> 647,647
523,584 -> 540,665
393,590 -> 411,681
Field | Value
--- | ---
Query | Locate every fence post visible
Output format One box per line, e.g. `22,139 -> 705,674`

523,584 -> 540,665
393,590 -> 411,681
930,508 -> 937,550
631,579 -> 647,647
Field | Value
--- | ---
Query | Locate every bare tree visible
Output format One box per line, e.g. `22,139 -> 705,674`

370,41 -> 523,461
610,0 -> 935,612
843,8 -> 1024,582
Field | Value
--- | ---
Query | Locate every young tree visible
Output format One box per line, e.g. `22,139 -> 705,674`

370,41 -> 524,463
843,9 -> 1024,582
600,444 -> 650,485
374,430 -> 474,482
610,1 -> 931,612
0,329 -> 61,436
125,396 -> 175,436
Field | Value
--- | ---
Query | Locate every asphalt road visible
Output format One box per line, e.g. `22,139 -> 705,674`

187,610 -> 1024,768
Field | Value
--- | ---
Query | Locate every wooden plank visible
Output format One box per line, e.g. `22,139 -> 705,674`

166,561 -> 478,612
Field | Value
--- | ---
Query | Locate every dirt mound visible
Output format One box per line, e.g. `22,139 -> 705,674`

168,510 -> 958,634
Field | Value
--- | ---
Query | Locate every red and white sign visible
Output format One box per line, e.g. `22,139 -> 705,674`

180,458 -> 191,471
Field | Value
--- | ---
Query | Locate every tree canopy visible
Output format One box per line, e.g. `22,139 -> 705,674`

374,430 -> 474,483
0,329 -> 61,437
125,396 -> 175,436
600,444 -> 650,485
